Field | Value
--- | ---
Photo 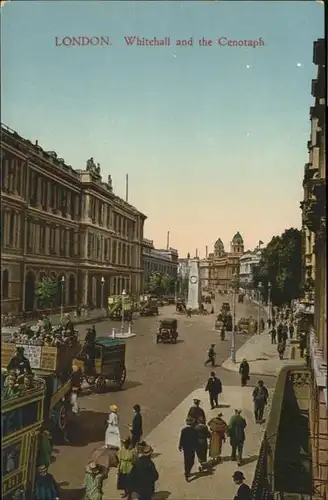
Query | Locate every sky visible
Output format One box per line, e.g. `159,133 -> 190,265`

2,1 -> 324,258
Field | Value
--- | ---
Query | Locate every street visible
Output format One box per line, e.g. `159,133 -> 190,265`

49,295 -> 272,498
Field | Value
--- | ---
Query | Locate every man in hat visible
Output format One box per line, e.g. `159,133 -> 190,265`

227,410 -> 247,466
129,444 -> 159,500
178,417 -> 198,481
239,359 -> 250,387
37,427 -> 53,468
252,380 -> 269,424
7,347 -> 32,378
129,404 -> 143,448
232,470 -> 252,499
3,373 -> 21,400
204,344 -> 216,367
84,461 -> 104,500
187,399 -> 206,425
34,465 -> 60,500
205,371 -> 222,409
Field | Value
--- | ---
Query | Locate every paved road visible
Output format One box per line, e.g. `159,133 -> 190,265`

49,295 -> 270,499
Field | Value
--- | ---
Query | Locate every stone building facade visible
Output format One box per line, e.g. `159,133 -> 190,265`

1,123 -> 146,314
238,249 -> 262,290
199,258 -> 210,291
141,238 -> 178,291
300,38 -> 327,500
208,233 -> 244,291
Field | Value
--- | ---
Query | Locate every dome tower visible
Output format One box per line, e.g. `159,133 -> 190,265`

214,238 -> 225,257
231,232 -> 244,254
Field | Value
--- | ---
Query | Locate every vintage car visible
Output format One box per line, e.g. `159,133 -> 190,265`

204,296 -> 212,304
156,318 -> 178,344
73,337 -> 127,392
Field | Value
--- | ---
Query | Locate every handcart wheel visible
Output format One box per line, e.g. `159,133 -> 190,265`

95,376 -> 107,392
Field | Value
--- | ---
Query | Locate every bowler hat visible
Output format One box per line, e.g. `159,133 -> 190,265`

233,470 -> 245,481
141,445 -> 153,456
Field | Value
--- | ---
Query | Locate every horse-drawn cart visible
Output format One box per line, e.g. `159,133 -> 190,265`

73,337 -> 127,392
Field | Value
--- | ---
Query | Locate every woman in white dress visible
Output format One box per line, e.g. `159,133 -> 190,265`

105,404 -> 121,449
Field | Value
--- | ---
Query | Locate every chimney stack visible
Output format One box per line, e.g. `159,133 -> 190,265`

205,245 -> 208,258
125,174 -> 129,202
166,231 -> 170,250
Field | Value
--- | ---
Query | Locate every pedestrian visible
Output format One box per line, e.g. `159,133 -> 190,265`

277,322 -> 283,343
208,412 -> 228,464
252,380 -> 269,424
270,327 -> 277,344
195,420 -> 211,470
227,410 -> 247,466
187,308 -> 192,318
272,318 -> 276,328
187,398 -> 206,424
204,344 -> 216,367
37,428 -> 53,468
129,404 -> 143,448
277,340 -> 286,360
117,437 -> 137,499
34,465 -> 60,500
178,417 -> 198,481
260,318 -> 265,332
282,322 -> 288,343
71,363 -> 83,416
83,461 -> 104,500
232,470 -> 252,500
289,322 -> 295,340
105,404 -> 121,449
299,332 -> 307,358
3,374 -> 21,400
267,318 -> 272,329
129,444 -> 159,500
239,359 -> 250,387
205,371 -> 222,409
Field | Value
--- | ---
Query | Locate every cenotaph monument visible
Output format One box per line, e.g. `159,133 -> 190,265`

187,258 -> 201,311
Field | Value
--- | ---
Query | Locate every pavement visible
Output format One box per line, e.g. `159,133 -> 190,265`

102,384 -> 273,500
222,330 -> 305,376
44,297 -> 274,499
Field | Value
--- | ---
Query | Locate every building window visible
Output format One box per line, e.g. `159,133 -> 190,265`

8,212 -> 14,247
88,233 -> 93,258
112,240 -> 117,264
2,269 -> 9,299
40,224 -> 46,253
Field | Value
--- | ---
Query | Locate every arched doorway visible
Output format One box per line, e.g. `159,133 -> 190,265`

68,275 -> 75,306
24,271 -> 35,312
2,269 -> 9,299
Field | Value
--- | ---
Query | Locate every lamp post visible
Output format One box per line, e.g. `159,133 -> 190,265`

60,276 -> 65,324
231,277 -> 237,363
268,281 -> 272,321
121,289 -> 127,334
257,281 -> 262,334
101,276 -> 105,314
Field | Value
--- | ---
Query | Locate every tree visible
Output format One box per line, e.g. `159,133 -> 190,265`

35,276 -> 58,310
147,273 -> 177,296
253,228 -> 302,306
177,275 -> 189,298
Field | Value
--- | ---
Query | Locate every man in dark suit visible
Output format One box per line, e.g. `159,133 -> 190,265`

205,372 -> 222,409
179,417 -> 198,481
129,404 -> 143,448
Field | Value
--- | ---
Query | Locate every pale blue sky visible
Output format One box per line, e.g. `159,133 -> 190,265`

2,1 -> 324,257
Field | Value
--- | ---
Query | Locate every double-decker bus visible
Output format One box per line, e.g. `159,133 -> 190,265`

2,376 -> 45,500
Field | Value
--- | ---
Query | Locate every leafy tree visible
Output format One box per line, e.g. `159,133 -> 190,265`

35,276 -> 58,310
147,273 -> 177,296
253,228 -> 302,306
177,275 -> 189,298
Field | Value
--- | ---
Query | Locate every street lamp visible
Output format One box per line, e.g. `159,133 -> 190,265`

231,277 -> 237,363
257,282 -> 262,335
121,289 -> 127,334
60,276 -> 65,324
268,281 -> 272,321
101,276 -> 105,314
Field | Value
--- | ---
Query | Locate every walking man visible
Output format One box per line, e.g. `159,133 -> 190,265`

252,380 -> 269,424
187,398 -> 206,424
205,372 -> 222,409
204,344 -> 216,367
270,327 -> 277,344
227,410 -> 247,466
129,404 -> 143,448
178,417 -> 198,481
232,470 -> 252,500
239,359 -> 250,387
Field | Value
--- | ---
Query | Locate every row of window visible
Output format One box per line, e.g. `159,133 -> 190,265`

1,153 -> 143,241
143,260 -> 176,276
86,233 -> 137,267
